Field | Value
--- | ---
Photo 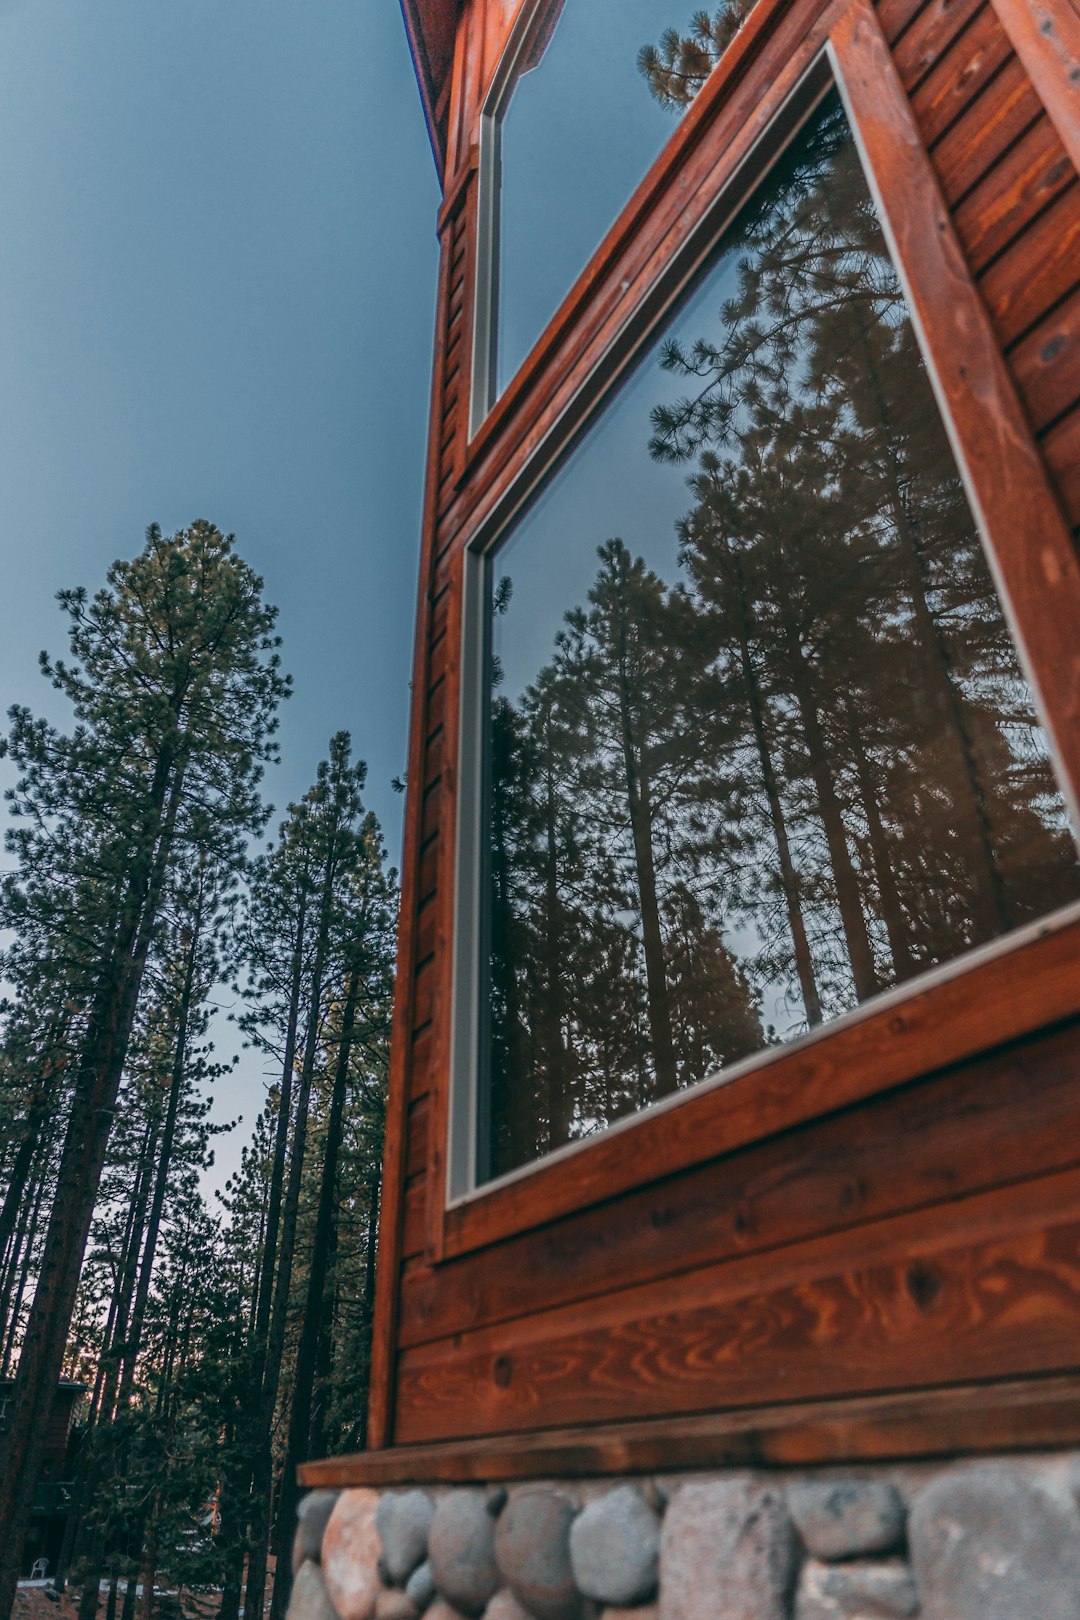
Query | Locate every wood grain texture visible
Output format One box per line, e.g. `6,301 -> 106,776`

300,1375 -> 1080,1484
989,0 -> 1080,176
952,112 -> 1072,269
891,0 -> 985,88
929,52 -> 1040,200
1012,284 -> 1080,429
978,179 -> 1080,345
910,5 -> 1015,146
395,1166 -> 1080,1440
1042,404 -> 1080,524
398,1016 -> 1080,1348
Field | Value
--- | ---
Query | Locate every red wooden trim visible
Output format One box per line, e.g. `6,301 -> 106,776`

437,144 -> 479,239
423,544 -> 464,1265
831,0 -> 1080,817
365,220 -> 456,1451
988,0 -> 1080,175
400,1014 -> 1080,1348
398,1164 -> 1080,1439
300,1373 -> 1080,1484
440,912 -> 1080,1258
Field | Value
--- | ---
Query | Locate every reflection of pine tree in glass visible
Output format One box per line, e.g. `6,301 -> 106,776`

485,95 -> 1080,1180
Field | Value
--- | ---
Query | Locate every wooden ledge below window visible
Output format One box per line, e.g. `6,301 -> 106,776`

298,1376 -> 1080,1487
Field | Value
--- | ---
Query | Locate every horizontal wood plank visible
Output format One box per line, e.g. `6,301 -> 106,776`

952,114 -> 1073,271
891,0 -> 985,89
411,957 -> 435,1034
396,1166 -> 1080,1440
409,1027 -> 434,1105
301,1374 -> 1080,1484
398,1017 -> 1080,1348
405,1096 -> 431,1180
929,52 -> 1038,201
979,178 -> 1080,344
1041,405 -> 1080,525
416,834 -> 438,909
988,0 -> 1080,177
910,5 -> 1013,147
875,0 -> 934,45
1012,285 -> 1080,429
415,896 -> 437,966
401,1174 -> 427,1261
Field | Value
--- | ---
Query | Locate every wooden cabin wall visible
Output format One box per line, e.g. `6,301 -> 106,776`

369,0 -> 1080,1452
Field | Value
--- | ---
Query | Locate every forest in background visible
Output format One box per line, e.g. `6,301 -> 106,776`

0,521 -> 398,1620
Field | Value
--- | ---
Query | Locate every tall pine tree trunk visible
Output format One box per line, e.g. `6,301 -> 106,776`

244,841 -> 338,1620
217,886 -> 308,1620
727,560 -> 823,1026
0,753 -> 186,1615
843,699 -> 918,982
782,624 -> 880,1002
269,968 -> 361,1620
611,634 -> 677,1098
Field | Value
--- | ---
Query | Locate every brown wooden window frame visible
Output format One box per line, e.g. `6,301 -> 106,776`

414,0 -> 1080,1278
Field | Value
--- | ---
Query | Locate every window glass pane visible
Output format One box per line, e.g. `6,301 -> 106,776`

481,91 -> 1080,1184
496,1 -> 676,398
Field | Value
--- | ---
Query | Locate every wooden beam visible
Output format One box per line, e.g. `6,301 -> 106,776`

300,1375 -> 1080,1485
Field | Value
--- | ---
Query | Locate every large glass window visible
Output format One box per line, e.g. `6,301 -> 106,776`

477,91 -> 1080,1185
480,1 -> 677,411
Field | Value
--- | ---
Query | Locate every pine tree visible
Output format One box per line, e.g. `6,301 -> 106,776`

0,521 -> 288,1611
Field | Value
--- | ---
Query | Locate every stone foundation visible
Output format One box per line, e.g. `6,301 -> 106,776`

288,1454 -> 1080,1620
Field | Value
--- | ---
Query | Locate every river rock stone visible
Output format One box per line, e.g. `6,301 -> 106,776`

570,1485 -> 660,1605
426,1602 -> 470,1620
659,1477 -> 798,1620
378,1492 -> 437,1584
294,1526 -> 313,1578
494,1487 -> 581,1620
480,1592 -> 533,1620
909,1466 -> 1080,1619
601,1608 -> 658,1620
376,1590 -> 421,1620
296,1491 -> 342,1568
406,1563 -> 437,1613
795,1559 -> 919,1619
288,1562 -> 341,1620
322,1489 -> 383,1620
429,1490 -> 501,1616
787,1481 -> 906,1560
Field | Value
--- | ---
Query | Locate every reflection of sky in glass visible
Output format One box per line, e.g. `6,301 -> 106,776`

497,1 -> 676,396
493,248 -> 743,706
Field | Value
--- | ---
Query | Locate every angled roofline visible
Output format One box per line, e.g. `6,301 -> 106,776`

399,0 -> 459,181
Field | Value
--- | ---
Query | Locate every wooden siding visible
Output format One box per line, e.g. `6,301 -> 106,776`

363,0 -> 1080,1461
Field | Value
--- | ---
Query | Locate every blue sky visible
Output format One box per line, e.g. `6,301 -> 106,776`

0,0 -> 440,1186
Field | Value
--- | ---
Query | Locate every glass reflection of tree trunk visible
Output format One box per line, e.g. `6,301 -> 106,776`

721,527 -> 823,1024
608,564 -> 679,1099
780,615 -> 881,1001
490,705 -> 532,1170
539,731 -> 571,1149
842,695 -> 918,981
